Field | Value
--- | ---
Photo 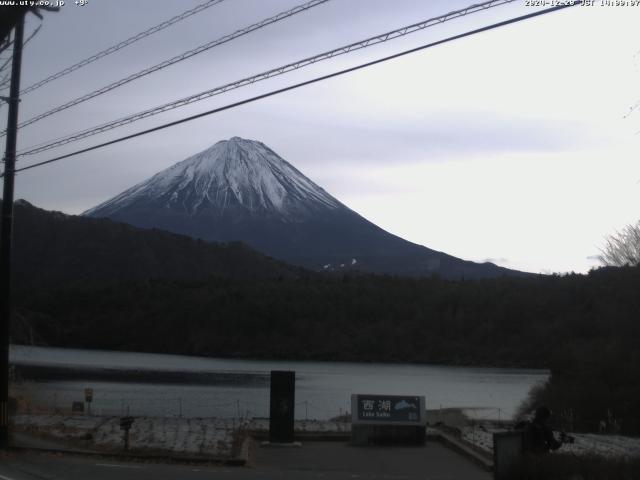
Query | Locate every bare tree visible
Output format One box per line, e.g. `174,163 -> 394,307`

599,220 -> 640,267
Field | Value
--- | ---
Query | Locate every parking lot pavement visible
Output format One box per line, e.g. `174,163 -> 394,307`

0,440 -> 491,480
254,440 -> 492,479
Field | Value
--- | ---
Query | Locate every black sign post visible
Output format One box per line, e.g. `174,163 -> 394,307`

269,370 -> 295,443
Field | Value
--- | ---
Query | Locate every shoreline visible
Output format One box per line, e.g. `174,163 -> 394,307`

12,363 -> 270,385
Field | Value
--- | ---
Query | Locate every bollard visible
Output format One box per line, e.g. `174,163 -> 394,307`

119,417 -> 135,452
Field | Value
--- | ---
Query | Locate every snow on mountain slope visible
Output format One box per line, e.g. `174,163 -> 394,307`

85,137 -> 340,219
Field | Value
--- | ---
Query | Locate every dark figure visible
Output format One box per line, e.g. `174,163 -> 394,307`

523,406 -> 562,454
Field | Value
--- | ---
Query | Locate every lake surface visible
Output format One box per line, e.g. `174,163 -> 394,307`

10,345 -> 547,420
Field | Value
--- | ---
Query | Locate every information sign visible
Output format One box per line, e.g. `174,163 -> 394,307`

352,394 -> 425,425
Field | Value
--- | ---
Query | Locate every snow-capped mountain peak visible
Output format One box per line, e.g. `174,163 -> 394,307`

84,137 -> 341,219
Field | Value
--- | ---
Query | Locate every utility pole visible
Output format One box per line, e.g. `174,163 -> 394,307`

0,12 -> 25,449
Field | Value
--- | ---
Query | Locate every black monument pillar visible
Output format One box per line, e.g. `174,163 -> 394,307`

269,370 -> 295,443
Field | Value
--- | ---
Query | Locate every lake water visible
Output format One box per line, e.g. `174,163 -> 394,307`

10,345 -> 547,421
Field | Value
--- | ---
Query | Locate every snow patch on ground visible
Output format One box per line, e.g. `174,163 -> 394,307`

12,415 -> 237,458
460,427 -> 495,453
563,433 -> 640,458
11,415 -> 352,459
460,425 -> 640,458
249,418 -> 351,434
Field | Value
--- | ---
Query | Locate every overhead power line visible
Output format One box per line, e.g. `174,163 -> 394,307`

0,56 -> 12,81
0,24 -> 40,69
8,2 -> 580,176
21,23 -> 41,48
17,0 -> 518,157
18,0 -> 227,95
4,0 -> 330,137
0,38 -> 13,57
0,24 -> 41,119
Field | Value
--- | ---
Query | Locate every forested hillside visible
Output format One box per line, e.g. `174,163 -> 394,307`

7,200 -> 303,290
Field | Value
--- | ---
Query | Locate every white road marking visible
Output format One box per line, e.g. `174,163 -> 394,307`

0,474 -> 16,480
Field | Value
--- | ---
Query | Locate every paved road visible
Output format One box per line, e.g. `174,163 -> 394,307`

0,441 -> 491,480
256,441 -> 491,479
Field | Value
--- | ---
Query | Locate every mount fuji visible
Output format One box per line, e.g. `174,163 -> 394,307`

84,137 -> 524,279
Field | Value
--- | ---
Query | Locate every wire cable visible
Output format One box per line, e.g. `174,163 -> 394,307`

0,38 -> 13,57
7,3 -> 580,177
0,60 -> 10,87
19,0 -> 228,96
0,24 -> 40,74
16,0 -> 518,156
0,54 -> 13,76
4,0 -> 330,137
0,24 -> 41,102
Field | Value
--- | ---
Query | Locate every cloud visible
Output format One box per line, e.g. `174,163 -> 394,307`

252,106 -> 593,171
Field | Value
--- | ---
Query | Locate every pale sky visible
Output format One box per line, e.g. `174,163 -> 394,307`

2,0 -> 639,274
